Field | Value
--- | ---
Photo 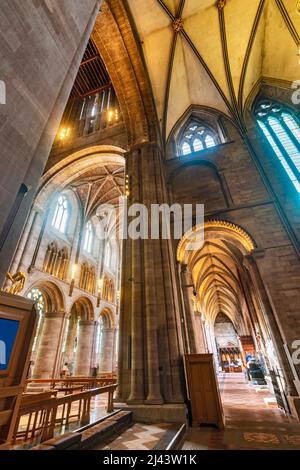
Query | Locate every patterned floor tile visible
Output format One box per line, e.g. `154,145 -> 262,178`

182,373 -> 300,450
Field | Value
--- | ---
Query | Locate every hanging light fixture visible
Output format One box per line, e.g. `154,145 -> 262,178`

59,127 -> 71,141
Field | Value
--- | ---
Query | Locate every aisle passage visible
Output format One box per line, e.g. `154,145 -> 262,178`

182,373 -> 300,450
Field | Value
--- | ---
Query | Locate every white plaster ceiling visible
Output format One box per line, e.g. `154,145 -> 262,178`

127,0 -> 300,139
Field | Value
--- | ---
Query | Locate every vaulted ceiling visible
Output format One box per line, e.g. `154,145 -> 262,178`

71,164 -> 125,218
127,0 -> 300,140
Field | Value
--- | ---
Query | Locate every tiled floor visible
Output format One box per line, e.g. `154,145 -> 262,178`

93,423 -> 180,451
182,373 -> 300,450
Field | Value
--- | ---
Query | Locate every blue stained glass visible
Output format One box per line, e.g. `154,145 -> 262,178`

257,120 -> 300,194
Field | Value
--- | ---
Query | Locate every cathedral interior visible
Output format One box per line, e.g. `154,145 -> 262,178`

1,0 -> 300,453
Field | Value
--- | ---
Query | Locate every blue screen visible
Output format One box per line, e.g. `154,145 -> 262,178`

0,318 -> 20,371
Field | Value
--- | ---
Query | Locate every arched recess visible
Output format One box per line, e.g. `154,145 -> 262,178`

67,296 -> 96,377
177,219 -> 298,407
97,307 -> 117,374
166,105 -> 231,160
71,296 -> 94,321
62,296 -> 95,376
99,306 -> 115,329
25,280 -> 65,314
178,221 -> 255,348
25,281 -> 65,379
169,161 -> 230,212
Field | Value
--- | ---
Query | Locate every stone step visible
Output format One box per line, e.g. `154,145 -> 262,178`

80,411 -> 133,449
30,410 -> 133,451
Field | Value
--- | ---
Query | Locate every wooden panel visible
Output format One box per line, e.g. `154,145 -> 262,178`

0,410 -> 12,426
184,354 -> 224,429
0,292 -> 37,444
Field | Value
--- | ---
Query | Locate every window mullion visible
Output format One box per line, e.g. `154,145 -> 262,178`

265,120 -> 300,182
278,116 -> 300,150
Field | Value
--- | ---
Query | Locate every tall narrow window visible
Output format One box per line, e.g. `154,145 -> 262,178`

182,142 -> 191,155
179,122 -> 217,156
255,101 -> 300,194
84,221 -> 93,253
52,195 -> 69,232
105,242 -> 111,268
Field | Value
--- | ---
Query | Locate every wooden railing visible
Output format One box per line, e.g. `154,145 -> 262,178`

25,376 -> 117,392
13,384 -> 117,445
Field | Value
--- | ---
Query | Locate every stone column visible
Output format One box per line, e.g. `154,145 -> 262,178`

118,142 -> 186,419
7,209 -> 37,278
127,149 -> 145,403
28,208 -> 50,273
246,252 -> 297,396
64,317 -> 78,365
74,320 -> 96,376
194,312 -> 207,353
33,312 -> 65,379
180,264 -> 197,353
99,328 -> 116,373
14,209 -> 42,274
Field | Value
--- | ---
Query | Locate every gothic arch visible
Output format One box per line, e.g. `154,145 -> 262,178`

25,280 -> 65,314
92,1 -> 158,145
177,220 -> 256,265
99,307 -> 115,329
36,147 -> 126,210
71,296 -> 94,321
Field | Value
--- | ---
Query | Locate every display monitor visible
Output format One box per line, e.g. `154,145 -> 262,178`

0,317 -> 20,372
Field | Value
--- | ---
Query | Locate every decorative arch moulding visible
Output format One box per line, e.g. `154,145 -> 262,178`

177,219 -> 256,263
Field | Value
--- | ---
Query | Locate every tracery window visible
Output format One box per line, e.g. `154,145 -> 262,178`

255,101 -> 300,194
105,242 -> 112,268
83,221 -> 93,253
26,288 -> 45,352
179,122 -> 217,156
52,194 -> 69,232
79,263 -> 96,294
43,242 -> 69,280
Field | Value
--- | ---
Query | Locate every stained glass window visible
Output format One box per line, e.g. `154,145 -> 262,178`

256,101 -> 300,194
179,123 -> 217,156
52,194 -> 69,232
83,221 -> 93,253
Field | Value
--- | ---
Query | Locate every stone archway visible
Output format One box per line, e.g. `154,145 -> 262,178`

177,220 -> 297,412
97,307 -> 117,375
26,281 -> 66,379
69,297 -> 96,377
91,3 -> 186,416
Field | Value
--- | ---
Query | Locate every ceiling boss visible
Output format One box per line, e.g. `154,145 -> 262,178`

216,0 -> 226,10
172,17 -> 184,33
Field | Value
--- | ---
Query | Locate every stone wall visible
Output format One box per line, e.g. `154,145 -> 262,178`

167,112 -> 300,386
0,0 -> 101,284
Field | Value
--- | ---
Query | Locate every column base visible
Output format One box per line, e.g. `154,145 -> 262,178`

126,397 -> 145,405
287,396 -> 300,420
116,402 -> 187,423
145,396 -> 164,405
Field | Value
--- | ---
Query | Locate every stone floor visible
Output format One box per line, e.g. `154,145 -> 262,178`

182,373 -> 300,450
93,423 -> 180,451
